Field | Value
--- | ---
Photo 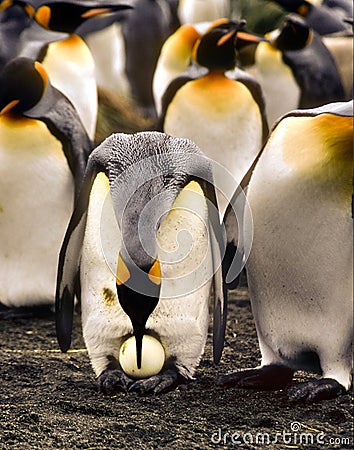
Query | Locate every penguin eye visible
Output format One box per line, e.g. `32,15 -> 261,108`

116,255 -> 130,285
148,260 -> 161,285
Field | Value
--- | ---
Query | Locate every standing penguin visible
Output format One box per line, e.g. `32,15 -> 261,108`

17,0 -> 134,139
272,0 -> 352,35
245,14 -> 346,126
0,57 -> 92,316
161,19 -> 268,216
56,131 -> 228,394
79,0 -> 173,120
218,100 -> 353,402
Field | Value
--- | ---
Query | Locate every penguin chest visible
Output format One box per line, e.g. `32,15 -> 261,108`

253,42 -> 300,126
0,116 -> 74,306
42,35 -> 97,139
164,75 -> 263,213
85,23 -> 131,100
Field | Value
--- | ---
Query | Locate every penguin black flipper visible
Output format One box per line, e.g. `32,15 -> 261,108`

55,151 -> 106,352
196,176 -> 227,365
158,63 -> 207,129
232,70 -> 269,144
24,80 -> 93,196
282,31 -> 346,107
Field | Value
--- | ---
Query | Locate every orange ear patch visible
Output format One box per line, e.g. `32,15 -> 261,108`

148,260 -> 161,285
116,254 -> 130,285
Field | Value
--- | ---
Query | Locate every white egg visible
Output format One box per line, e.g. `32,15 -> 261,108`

119,335 -> 165,379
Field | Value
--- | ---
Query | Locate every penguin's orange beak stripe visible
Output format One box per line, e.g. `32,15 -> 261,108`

236,31 -> 265,43
148,260 -> 161,285
81,8 -> 111,19
0,99 -> 20,116
217,29 -> 237,46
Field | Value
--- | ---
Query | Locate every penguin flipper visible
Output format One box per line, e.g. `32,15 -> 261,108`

197,178 -> 227,365
55,153 -> 103,352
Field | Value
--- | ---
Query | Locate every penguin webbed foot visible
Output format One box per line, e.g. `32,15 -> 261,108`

97,368 -> 133,395
128,368 -> 184,395
216,364 -> 294,390
287,378 -> 345,403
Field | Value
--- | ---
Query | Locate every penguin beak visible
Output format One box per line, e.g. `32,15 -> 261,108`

0,99 -> 20,115
81,8 -> 113,19
116,255 -> 161,369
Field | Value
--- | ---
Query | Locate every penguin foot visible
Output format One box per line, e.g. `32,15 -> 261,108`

287,379 -> 345,403
97,368 -> 133,395
128,369 -> 181,395
0,303 -> 54,319
216,365 -> 294,390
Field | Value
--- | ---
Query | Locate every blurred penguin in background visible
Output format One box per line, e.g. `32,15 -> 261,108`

79,0 -> 175,121
177,0 -> 231,24
241,14 -> 346,126
0,0 -> 134,139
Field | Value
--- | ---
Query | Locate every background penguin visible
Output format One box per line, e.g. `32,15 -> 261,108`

218,100 -> 353,403
0,57 -> 92,317
152,22 -> 206,117
243,14 -> 346,126
177,0 -> 230,24
160,19 -> 268,216
79,0 -> 174,120
56,131 -> 228,395
15,0 -> 134,140
271,0 -> 352,35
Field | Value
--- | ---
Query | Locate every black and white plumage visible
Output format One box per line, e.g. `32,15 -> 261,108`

56,131 -> 228,394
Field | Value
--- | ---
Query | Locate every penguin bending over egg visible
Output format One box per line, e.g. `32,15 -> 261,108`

0,57 -> 92,317
56,131 -> 228,395
218,100 -> 353,403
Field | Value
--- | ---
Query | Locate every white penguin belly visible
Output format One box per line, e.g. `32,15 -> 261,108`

252,42 -> 300,127
42,35 -> 97,140
164,76 -> 263,216
245,116 -> 353,387
0,117 -> 74,307
178,0 -> 229,24
81,177 -> 212,378
85,23 -> 131,101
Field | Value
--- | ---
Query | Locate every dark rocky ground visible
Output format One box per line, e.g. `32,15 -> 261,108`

1,287 -> 353,450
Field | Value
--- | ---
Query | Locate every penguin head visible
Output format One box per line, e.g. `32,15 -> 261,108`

193,19 -> 266,71
273,0 -> 312,16
273,15 -> 312,51
34,1 -> 133,34
0,57 -> 48,116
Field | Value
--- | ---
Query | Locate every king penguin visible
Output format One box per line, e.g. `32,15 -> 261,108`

218,100 -> 353,403
0,57 -> 92,316
246,14 -> 346,127
177,0 -> 230,24
56,131 -> 228,395
17,0 -> 134,140
78,0 -> 173,120
272,0 -> 352,35
161,19 -> 268,216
